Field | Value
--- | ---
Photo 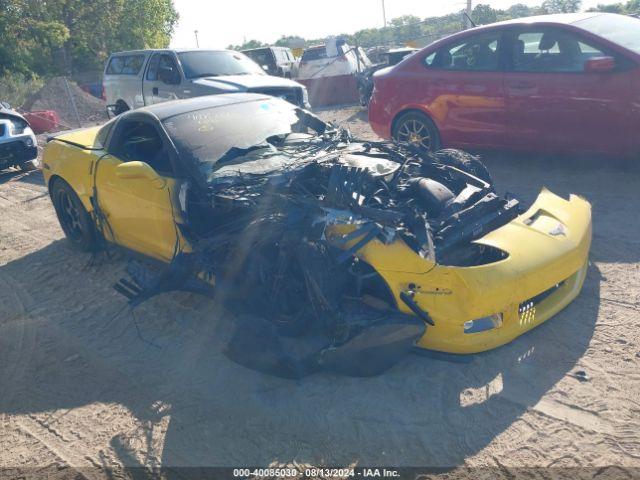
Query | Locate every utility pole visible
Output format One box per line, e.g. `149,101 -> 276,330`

194,30 -> 200,48
381,0 -> 387,27
465,0 -> 473,29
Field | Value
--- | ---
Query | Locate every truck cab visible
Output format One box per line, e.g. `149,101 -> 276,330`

104,49 -> 309,116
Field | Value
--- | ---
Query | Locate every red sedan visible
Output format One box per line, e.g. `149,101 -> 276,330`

368,13 -> 640,157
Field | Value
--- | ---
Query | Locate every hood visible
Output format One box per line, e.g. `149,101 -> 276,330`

192,74 -> 303,92
0,106 -> 29,125
210,146 -> 400,184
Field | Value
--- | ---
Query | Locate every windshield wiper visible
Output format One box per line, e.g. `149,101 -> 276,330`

192,73 -> 221,78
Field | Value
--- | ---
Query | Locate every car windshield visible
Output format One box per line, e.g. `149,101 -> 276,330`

177,51 -> 266,79
162,98 -> 314,183
574,14 -> 640,54
244,49 -> 274,67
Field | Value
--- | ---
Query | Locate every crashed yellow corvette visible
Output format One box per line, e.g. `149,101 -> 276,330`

43,94 -> 591,377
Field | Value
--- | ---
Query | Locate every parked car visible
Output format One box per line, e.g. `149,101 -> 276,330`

43,94 -> 591,366
357,47 -> 418,106
242,46 -> 297,78
103,49 -> 309,116
369,13 -> 640,157
297,41 -> 371,80
297,41 -> 373,106
0,102 -> 38,172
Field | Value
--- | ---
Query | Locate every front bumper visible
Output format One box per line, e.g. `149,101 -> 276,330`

337,188 -> 592,354
414,189 -> 592,353
0,139 -> 38,168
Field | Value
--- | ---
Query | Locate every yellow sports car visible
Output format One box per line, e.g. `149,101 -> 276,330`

43,94 -> 591,376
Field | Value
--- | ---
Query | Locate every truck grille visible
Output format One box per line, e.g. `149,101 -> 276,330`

248,87 -> 302,107
518,281 -> 565,326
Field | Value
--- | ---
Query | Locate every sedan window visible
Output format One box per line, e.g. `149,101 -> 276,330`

116,121 -> 173,175
511,29 -> 606,73
424,32 -> 502,71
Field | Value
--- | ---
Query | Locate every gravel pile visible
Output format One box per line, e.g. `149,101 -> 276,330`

23,76 -> 108,129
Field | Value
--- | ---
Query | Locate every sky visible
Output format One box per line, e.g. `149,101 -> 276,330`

170,0 -> 604,49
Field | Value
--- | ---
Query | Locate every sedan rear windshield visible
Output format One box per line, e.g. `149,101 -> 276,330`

574,14 -> 640,54
177,51 -> 265,79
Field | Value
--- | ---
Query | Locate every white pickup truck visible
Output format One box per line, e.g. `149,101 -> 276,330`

103,49 -> 310,116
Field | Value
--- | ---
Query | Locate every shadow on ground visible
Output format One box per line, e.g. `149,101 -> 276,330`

0,235 -> 601,469
0,167 -> 44,186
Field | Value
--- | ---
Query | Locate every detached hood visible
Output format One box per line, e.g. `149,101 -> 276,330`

192,74 -> 304,92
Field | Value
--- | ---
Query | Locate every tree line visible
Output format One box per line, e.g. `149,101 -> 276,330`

0,0 -> 179,77
229,0 -> 639,52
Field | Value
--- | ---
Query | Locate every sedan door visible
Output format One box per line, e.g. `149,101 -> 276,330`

418,29 -> 508,149
503,26 -> 632,155
97,115 -> 183,261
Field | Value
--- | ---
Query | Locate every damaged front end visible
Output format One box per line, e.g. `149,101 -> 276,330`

110,98 -> 583,377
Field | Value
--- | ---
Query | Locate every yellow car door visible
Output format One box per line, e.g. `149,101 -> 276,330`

95,115 -> 185,262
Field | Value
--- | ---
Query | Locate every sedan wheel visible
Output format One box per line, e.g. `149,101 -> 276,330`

393,112 -> 440,152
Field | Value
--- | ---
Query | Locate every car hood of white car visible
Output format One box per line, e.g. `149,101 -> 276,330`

192,74 -> 303,92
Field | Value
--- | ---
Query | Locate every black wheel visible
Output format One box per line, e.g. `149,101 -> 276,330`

393,111 -> 441,152
432,148 -> 493,186
51,179 -> 98,251
114,100 -> 129,116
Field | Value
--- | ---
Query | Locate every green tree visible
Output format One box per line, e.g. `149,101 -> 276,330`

0,0 -> 178,76
227,39 -> 266,51
274,35 -> 306,48
472,4 -> 498,24
587,2 -> 625,12
541,0 -> 582,13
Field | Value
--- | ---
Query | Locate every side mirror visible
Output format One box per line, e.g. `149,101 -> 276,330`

584,56 -> 615,73
116,161 -> 166,189
158,66 -> 180,85
261,64 -> 270,71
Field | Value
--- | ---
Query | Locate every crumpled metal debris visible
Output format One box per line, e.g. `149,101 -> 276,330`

112,120 -> 520,378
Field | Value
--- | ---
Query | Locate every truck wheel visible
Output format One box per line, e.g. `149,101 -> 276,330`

114,101 -> 129,116
51,179 -> 98,251
393,111 -> 441,152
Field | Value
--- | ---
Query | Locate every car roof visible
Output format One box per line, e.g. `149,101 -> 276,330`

484,12 -> 603,28
243,46 -> 288,52
109,48 -> 231,56
132,93 -> 276,121
420,12 -> 610,50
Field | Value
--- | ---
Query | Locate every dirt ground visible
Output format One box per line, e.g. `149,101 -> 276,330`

0,105 -> 639,478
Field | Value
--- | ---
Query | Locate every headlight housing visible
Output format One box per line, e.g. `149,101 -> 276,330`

463,313 -> 503,334
301,86 -> 310,107
10,117 -> 28,135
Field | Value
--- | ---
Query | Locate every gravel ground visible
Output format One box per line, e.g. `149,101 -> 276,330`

0,106 -> 639,479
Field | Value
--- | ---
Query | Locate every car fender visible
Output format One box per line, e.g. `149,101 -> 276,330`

42,127 -> 102,212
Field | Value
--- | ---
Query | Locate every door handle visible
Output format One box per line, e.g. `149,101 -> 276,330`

152,87 -> 159,95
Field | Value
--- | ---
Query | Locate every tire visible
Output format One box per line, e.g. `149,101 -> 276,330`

432,148 -> 493,186
114,100 -> 129,116
51,179 -> 98,251
392,111 -> 441,152
20,159 -> 38,172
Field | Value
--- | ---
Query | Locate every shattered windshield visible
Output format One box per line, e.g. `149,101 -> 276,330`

162,98 -> 313,182
178,50 -> 266,78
